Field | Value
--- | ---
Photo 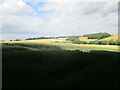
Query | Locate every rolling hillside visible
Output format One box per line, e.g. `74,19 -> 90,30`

78,35 -> 119,42
0,38 -> 67,44
100,35 -> 119,41
79,37 -> 98,42
17,38 -> 67,43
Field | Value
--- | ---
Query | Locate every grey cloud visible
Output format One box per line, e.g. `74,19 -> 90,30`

83,3 -> 106,15
82,2 -> 117,17
1,0 -> 118,40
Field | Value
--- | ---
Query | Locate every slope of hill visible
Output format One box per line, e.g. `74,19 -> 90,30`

23,38 -> 67,43
79,37 -> 98,42
100,35 -> 119,41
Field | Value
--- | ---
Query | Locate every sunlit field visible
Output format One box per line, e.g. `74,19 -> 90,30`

78,37 -> 98,42
2,38 -> 119,52
100,35 -> 119,41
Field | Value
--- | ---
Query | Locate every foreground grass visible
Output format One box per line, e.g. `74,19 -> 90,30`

2,44 -> 120,88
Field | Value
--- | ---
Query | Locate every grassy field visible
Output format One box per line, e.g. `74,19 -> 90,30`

2,38 -> 120,88
2,35 -> 119,52
78,35 -> 119,42
78,37 -> 98,42
2,39 -> 119,52
100,35 -> 119,41
2,43 -> 120,88
23,38 -> 67,43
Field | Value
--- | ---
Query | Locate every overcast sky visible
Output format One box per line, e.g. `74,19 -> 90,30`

0,0 -> 119,40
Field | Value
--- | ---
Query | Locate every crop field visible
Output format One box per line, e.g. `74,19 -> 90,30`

1,38 -> 120,88
49,43 -> 119,52
2,43 -> 120,88
23,38 -> 67,43
2,39 -> 119,52
77,35 -> 120,43
78,37 -> 98,42
100,35 -> 119,41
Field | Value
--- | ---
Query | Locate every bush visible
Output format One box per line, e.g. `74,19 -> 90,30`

115,40 -> 120,45
77,41 -> 87,44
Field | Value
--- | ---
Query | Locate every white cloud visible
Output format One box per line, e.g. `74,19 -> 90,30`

35,0 -> 119,2
1,0 -> 34,16
38,2 -> 118,35
1,0 -> 118,40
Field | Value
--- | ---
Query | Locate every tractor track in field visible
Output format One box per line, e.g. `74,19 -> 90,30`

24,47 -> 40,51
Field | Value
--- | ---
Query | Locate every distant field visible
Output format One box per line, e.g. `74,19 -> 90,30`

2,41 -> 119,52
46,43 -> 119,52
78,37 -> 98,42
1,35 -> 120,52
24,38 -> 67,43
79,35 -> 120,42
78,35 -> 119,42
100,35 -> 119,41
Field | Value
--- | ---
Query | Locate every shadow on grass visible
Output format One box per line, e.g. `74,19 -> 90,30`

2,44 -> 120,88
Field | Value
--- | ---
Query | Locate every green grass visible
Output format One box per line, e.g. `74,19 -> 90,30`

2,43 -> 120,88
56,45 -> 118,52
2,44 -> 28,52
2,42 -> 119,52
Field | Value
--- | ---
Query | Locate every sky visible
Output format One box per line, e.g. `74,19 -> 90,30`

0,0 -> 119,40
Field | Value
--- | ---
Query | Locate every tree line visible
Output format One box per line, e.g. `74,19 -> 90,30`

26,37 -> 50,40
83,33 -> 111,39
25,36 -> 81,40
75,40 -> 120,45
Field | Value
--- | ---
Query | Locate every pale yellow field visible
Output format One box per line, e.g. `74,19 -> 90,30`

78,35 -> 120,42
50,43 -> 119,51
1,37 -> 120,52
24,38 -> 67,43
2,38 -> 67,43
79,37 -> 98,42
100,35 -> 119,41
4,39 -> 119,51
